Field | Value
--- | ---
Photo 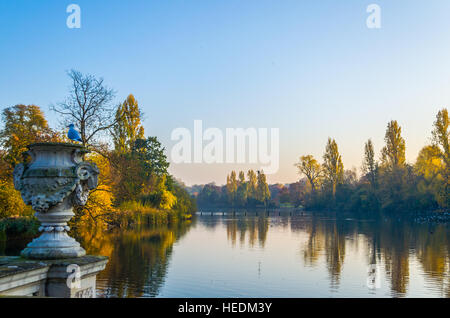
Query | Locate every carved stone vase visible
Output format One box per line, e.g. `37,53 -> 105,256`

13,143 -> 99,260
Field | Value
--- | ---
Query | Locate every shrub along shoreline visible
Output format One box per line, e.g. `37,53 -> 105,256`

0,205 -> 194,244
108,201 -> 193,229
0,217 -> 39,242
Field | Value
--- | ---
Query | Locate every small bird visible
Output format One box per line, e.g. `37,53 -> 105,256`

67,124 -> 82,143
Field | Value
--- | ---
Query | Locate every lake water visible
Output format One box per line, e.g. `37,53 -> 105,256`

2,211 -> 449,297
85,211 -> 450,298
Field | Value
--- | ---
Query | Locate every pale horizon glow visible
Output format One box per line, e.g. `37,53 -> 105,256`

1,1 -> 450,186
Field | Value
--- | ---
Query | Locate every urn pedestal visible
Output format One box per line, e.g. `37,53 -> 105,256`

13,143 -> 99,260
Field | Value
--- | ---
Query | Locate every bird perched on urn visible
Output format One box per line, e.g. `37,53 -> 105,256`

67,124 -> 83,143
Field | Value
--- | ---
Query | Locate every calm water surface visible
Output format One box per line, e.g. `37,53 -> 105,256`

3,211 -> 450,297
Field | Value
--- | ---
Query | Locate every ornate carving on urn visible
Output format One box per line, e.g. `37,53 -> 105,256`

13,143 -> 99,259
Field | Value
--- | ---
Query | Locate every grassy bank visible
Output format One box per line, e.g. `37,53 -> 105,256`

0,200 -> 194,241
108,201 -> 192,228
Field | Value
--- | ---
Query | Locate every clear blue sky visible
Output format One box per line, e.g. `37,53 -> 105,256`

1,0 -> 450,185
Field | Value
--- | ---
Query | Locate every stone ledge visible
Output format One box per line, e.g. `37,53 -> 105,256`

39,255 -> 108,267
0,257 -> 49,279
0,255 -> 108,297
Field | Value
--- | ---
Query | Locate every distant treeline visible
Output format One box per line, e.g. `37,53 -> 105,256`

0,70 -> 196,229
194,170 -> 271,209
193,109 -> 449,213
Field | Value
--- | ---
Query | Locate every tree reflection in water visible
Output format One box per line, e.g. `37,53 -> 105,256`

76,220 -> 193,297
71,211 -> 449,297
219,211 -> 449,297
294,212 -> 449,297
224,215 -> 270,248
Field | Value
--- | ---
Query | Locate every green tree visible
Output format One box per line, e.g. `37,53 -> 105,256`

133,137 -> 170,177
111,136 -> 170,204
256,170 -> 270,207
295,155 -> 321,193
323,138 -> 344,199
111,151 -> 143,204
381,120 -> 406,169
362,139 -> 378,189
236,171 -> 248,207
166,176 -> 197,215
113,94 -> 145,153
378,121 -> 410,211
247,170 -> 257,200
226,171 -> 238,207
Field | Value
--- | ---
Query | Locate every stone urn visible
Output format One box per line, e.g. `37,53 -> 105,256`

13,143 -> 99,260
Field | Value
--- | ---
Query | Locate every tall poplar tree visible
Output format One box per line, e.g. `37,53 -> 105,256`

113,94 -> 145,153
323,138 -> 344,199
362,139 -> 378,189
226,171 -> 238,207
256,170 -> 270,207
247,170 -> 257,200
378,120 -> 409,211
381,120 -> 406,169
431,108 -> 449,208
237,171 -> 248,207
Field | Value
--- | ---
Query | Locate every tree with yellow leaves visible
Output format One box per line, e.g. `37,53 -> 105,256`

323,138 -> 344,199
0,105 -> 54,168
256,170 -> 270,207
73,150 -> 117,225
381,120 -> 406,170
415,145 -> 445,208
431,108 -> 449,208
226,171 -> 238,207
295,155 -> 322,193
112,94 -> 145,154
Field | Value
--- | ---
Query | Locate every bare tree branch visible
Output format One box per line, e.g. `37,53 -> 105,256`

51,70 -> 117,147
